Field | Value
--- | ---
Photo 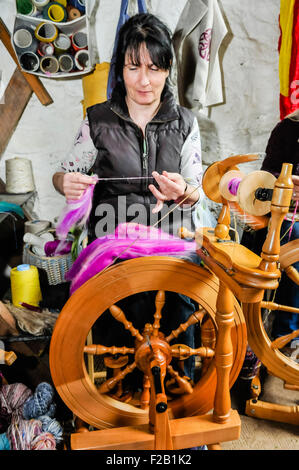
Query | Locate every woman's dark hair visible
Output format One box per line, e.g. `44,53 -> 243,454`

113,13 -> 173,89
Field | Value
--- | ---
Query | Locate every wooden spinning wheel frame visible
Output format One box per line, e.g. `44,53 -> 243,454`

50,257 -> 246,430
49,155 -> 299,447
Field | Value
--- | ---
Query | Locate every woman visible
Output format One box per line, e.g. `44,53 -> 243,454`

261,111 -> 299,342
53,13 -> 206,242
52,13 -> 208,382
242,110 -> 299,343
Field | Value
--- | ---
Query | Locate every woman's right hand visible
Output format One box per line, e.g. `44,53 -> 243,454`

62,172 -> 97,201
292,175 -> 299,201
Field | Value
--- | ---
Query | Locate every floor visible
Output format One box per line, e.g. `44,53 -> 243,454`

222,372 -> 299,450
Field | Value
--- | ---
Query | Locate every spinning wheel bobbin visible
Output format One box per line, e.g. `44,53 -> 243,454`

219,169 -> 277,216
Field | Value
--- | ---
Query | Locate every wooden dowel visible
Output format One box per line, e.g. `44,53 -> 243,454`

98,362 -> 136,394
271,329 -> 299,350
84,344 -> 135,355
165,308 -> 205,343
0,18 -> 53,106
261,301 -> 299,314
170,344 -> 215,360
152,291 -> 165,337
109,305 -> 143,342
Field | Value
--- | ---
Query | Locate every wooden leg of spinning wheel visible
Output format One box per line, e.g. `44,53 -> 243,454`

213,281 -> 234,424
208,443 -> 221,450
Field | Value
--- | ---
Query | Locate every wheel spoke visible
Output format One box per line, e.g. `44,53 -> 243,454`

84,344 -> 135,355
152,290 -> 165,336
140,375 -> 151,409
166,364 -> 193,394
261,301 -> 299,314
165,307 -> 205,343
109,304 -> 143,342
271,329 -> 299,350
170,344 -> 215,360
98,361 -> 137,394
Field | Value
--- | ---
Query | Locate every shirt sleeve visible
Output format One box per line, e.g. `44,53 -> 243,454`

180,117 -> 217,228
57,117 -> 98,174
179,117 -> 206,208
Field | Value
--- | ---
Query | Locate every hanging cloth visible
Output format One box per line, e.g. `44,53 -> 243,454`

106,0 -> 147,99
173,0 -> 227,109
279,0 -> 299,119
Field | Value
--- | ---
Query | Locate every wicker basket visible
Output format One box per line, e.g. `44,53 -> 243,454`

22,230 -> 73,285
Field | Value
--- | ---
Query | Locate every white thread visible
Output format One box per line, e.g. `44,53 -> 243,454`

5,158 -> 35,194
25,220 -> 51,234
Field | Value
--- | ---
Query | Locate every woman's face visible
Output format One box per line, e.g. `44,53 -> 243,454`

123,43 -> 169,108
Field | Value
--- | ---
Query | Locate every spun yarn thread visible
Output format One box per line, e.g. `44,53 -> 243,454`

22,382 -> 56,420
228,177 -> 242,196
10,264 -> 42,308
5,157 -> 35,194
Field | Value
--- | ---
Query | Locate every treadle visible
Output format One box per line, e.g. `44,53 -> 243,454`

245,399 -> 299,426
71,410 -> 241,450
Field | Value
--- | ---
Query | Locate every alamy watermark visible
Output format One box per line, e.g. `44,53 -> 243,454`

93,195 -> 202,244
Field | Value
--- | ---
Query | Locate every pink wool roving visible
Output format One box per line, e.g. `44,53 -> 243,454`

55,183 -> 95,240
66,223 -> 197,294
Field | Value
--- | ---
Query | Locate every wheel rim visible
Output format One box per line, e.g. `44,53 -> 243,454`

50,257 -> 246,428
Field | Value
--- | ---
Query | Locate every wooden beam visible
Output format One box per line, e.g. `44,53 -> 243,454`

0,67 -> 32,156
0,18 -> 53,106
70,410 -> 241,450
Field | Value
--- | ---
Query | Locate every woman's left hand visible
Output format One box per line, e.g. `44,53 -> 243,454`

149,170 -> 186,213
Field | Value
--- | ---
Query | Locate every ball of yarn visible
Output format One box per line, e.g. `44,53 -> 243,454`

22,382 -> 56,420
0,383 -> 32,417
7,415 -> 42,450
38,415 -> 63,442
0,432 -> 10,450
31,431 -> 56,450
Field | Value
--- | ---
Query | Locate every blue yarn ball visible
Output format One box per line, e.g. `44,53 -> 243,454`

0,433 -> 10,450
23,382 -> 56,420
39,415 -> 63,442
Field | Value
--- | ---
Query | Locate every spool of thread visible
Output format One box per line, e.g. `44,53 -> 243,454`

228,178 -> 242,196
40,55 -> 59,74
58,53 -> 74,72
74,49 -> 89,71
10,264 -> 42,308
5,157 -> 35,193
67,6 -> 81,21
69,0 -> 85,14
53,33 -> 71,54
16,0 -> 34,15
71,31 -> 87,51
23,232 -> 55,256
55,0 -> 67,7
32,0 -> 49,11
43,2 -> 67,22
35,21 -> 58,42
24,219 -> 51,234
18,51 -> 40,72
13,27 -> 38,54
37,41 -> 54,56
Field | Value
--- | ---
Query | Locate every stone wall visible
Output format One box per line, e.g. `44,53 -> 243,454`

0,0 -> 280,222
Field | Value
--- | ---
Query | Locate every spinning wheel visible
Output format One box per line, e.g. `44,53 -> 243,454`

49,154 -> 297,447
50,257 -> 246,448
202,155 -> 299,425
